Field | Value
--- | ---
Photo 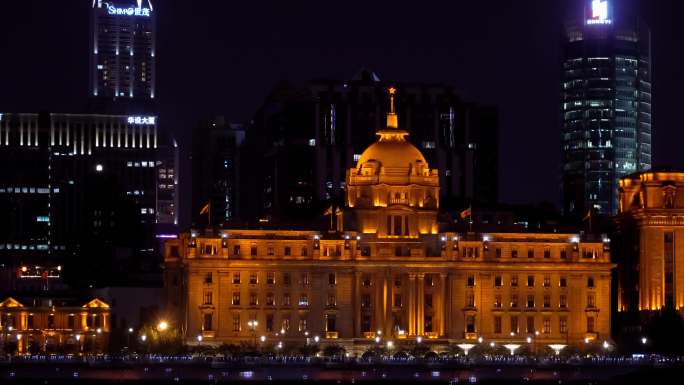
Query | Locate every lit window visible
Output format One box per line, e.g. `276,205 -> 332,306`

308,139 -> 316,146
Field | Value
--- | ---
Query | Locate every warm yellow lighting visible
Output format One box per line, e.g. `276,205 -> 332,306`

157,321 -> 168,331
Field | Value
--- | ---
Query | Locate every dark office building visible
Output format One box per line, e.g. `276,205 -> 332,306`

0,112 -> 178,290
561,0 -> 652,216
190,117 -> 245,227
241,71 -> 499,226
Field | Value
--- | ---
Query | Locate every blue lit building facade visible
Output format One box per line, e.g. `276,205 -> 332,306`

561,1 -> 652,216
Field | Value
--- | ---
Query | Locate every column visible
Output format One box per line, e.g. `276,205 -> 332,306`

384,272 -> 392,335
417,273 -> 425,336
353,271 -> 361,338
446,273 -> 453,338
374,272 -> 384,333
439,273 -> 447,337
408,274 -> 416,336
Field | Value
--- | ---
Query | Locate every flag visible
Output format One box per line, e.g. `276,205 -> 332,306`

199,202 -> 210,215
582,209 -> 592,221
459,207 -> 472,220
323,205 -> 333,216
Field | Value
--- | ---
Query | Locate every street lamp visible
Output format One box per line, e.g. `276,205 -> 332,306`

641,337 -> 648,345
416,336 -> 423,344
477,336 -> 484,343
313,335 -> 320,343
157,321 -> 169,332
457,343 -> 475,356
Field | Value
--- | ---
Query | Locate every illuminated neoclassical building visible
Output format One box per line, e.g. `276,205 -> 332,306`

616,170 -> 684,313
164,89 -> 614,351
0,297 -> 110,354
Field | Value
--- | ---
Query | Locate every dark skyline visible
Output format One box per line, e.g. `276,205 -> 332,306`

1,0 -> 683,225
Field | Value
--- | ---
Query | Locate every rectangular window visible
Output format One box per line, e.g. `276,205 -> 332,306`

559,277 -> 567,287
587,293 -> 596,308
27,314 -> 34,329
466,292 -> 475,307
528,249 -> 534,258
204,291 -> 213,305
283,293 -> 291,306
68,314 -> 75,329
495,275 -> 503,287
205,272 -> 213,284
543,276 -> 551,287
204,313 -> 213,331
284,246 -> 291,256
511,249 -> 518,258
510,315 -> 518,334
249,273 -> 258,285
233,245 -> 240,256
232,314 -> 240,332
48,314 -> 55,329
466,315 -> 476,333
559,317 -> 568,334
325,314 -> 336,332
250,246 -> 257,256
495,248 -> 502,258
328,273 -> 337,286
283,273 -> 291,285
527,295 -> 535,308
526,316 -> 535,333
301,247 -> 308,256
362,315 -> 371,332
425,294 -> 433,307
527,275 -> 535,287
362,276 -> 372,287
232,292 -> 240,306
510,294 -> 519,308
249,293 -> 258,306
327,294 -> 336,307
587,316 -> 595,333
266,314 -> 274,332
511,275 -> 518,287
282,317 -> 290,332
299,318 -> 308,332
544,248 -> 551,258
543,317 -> 551,334
467,274 -> 475,287
301,273 -> 310,286
299,294 -> 309,307
232,272 -> 240,284
543,294 -> 551,308
362,294 -> 371,308
587,277 -> 595,288
494,295 -> 502,308
266,293 -> 275,306
559,294 -> 567,308
394,294 -> 402,307
267,272 -> 275,285
560,249 -> 567,259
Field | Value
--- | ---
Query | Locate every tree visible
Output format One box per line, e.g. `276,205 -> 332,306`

322,344 -> 345,358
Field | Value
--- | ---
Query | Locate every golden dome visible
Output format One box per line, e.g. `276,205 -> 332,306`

356,87 -> 428,169
357,134 -> 427,169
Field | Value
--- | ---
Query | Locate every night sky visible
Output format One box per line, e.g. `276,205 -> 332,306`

1,0 -> 683,226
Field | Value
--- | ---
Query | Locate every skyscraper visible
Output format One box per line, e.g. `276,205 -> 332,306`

561,0 -> 652,216
190,117 -> 246,227
90,0 -> 156,111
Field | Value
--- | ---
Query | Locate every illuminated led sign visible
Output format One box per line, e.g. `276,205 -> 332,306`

586,0 -> 612,25
127,116 -> 156,125
106,4 -> 151,17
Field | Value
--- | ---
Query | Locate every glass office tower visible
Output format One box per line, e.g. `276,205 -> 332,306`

561,0 -> 651,216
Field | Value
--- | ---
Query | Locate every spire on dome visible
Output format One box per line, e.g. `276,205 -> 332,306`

386,87 -> 398,129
